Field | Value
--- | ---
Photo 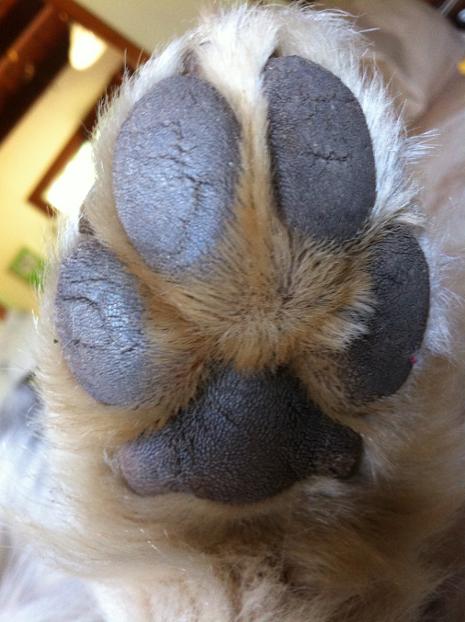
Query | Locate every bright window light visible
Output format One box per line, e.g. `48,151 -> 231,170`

45,141 -> 95,217
69,23 -> 107,71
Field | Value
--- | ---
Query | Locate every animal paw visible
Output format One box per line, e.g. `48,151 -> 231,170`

40,7 -> 430,513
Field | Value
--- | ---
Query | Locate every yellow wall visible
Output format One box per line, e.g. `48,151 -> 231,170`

0,46 -> 122,311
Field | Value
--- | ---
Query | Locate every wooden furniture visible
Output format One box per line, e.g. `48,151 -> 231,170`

44,0 -> 149,67
0,0 -> 149,145
0,0 -> 68,143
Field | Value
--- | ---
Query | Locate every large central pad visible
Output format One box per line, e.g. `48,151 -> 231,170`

117,366 -> 362,504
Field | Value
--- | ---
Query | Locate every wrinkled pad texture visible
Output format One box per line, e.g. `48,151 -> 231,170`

113,75 -> 241,276
264,55 -> 376,241
343,228 -> 430,401
55,238 -> 159,407
117,366 -> 362,504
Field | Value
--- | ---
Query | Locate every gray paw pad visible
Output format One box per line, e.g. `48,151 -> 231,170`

55,238 -> 158,407
112,75 -> 241,275
264,56 -> 376,241
117,366 -> 362,504
344,228 -> 430,401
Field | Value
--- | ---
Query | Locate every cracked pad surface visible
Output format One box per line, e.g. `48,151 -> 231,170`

264,56 -> 376,241
113,75 -> 241,275
55,238 -> 159,407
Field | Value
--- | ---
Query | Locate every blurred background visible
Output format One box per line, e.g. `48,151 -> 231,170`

0,0 -> 464,401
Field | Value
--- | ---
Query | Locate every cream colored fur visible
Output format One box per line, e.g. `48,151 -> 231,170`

4,4 -> 465,621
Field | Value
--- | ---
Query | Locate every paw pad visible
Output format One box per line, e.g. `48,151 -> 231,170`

117,365 -> 362,504
55,238 -> 159,407
264,56 -> 376,241
344,228 -> 430,401
112,75 -> 241,275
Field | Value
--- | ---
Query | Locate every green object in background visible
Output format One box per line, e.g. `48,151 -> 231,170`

9,247 -> 45,290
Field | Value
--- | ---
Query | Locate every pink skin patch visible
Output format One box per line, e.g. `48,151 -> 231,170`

409,355 -> 417,366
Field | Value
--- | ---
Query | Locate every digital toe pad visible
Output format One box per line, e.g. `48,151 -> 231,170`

54,56 -> 430,503
55,238 -> 159,407
343,229 -> 430,402
112,75 -> 241,275
264,56 -> 376,241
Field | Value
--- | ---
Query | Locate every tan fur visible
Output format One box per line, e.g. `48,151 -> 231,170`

18,4 -> 465,621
